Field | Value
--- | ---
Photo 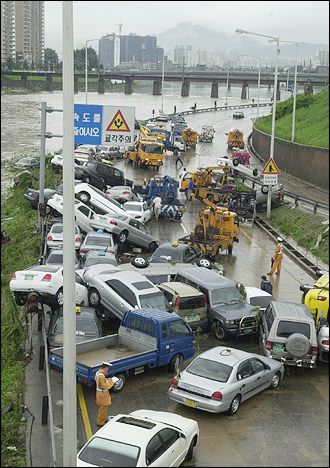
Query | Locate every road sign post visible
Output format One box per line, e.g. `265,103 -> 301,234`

261,158 -> 281,219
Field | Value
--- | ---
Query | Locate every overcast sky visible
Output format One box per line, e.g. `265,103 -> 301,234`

45,1 -> 329,54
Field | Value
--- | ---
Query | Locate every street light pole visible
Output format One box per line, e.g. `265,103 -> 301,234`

225,64 -> 229,106
160,54 -> 165,114
292,43 -> 298,142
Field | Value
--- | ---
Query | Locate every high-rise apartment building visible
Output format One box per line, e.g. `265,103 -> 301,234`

120,34 -> 157,65
317,49 -> 329,66
99,33 -> 120,70
1,0 -> 16,63
1,1 -> 44,66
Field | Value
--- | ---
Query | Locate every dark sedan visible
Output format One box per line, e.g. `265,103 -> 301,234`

148,242 -> 210,267
24,188 -> 57,209
74,166 -> 107,191
233,111 -> 244,119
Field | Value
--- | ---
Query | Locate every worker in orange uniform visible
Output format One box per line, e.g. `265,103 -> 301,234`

95,362 -> 115,427
268,237 -> 284,275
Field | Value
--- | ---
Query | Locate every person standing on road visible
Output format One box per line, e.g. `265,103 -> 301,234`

260,275 -> 273,294
268,237 -> 284,275
95,362 -> 115,427
174,149 -> 183,168
153,195 -> 162,220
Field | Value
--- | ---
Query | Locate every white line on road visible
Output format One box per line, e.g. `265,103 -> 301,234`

180,222 -> 189,235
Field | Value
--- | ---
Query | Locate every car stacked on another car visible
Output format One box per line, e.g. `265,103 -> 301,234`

74,183 -> 130,218
46,223 -> 82,250
148,242 -> 212,269
79,230 -> 118,257
123,200 -> 152,223
45,249 -> 80,269
106,185 -> 141,203
78,250 -> 118,271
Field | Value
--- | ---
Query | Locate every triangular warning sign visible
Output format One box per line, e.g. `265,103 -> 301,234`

106,110 -> 130,132
261,158 -> 281,175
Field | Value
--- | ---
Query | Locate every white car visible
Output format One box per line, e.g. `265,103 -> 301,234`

76,409 -> 199,467
74,183 -> 131,218
123,201 -> 152,223
106,186 -> 141,203
51,154 -> 87,169
48,194 -> 95,233
245,287 -> 275,312
9,265 -> 88,307
46,223 -> 82,250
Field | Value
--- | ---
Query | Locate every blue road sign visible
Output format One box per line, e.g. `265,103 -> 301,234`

287,82 -> 293,92
74,104 -> 103,145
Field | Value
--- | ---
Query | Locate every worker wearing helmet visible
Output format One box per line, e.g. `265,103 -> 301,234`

268,237 -> 284,275
95,362 -> 115,427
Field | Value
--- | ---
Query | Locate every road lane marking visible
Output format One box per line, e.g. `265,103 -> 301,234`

180,222 -> 189,234
77,383 -> 93,440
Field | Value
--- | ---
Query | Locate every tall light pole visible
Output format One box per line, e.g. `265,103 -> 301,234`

236,29 -> 280,219
225,63 -> 229,106
160,54 -> 165,114
240,54 -> 261,119
62,1 -> 76,466
85,38 -> 99,104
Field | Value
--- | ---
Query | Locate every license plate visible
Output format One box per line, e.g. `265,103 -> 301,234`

24,274 -> 34,280
241,327 -> 253,334
184,399 -> 197,408
273,344 -> 284,353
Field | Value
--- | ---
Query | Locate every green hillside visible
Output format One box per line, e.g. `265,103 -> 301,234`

255,88 -> 329,148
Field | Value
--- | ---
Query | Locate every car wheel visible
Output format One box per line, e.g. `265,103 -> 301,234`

261,185 -> 269,195
185,436 -> 197,462
233,158 -> 239,167
148,241 -> 158,253
213,321 -> 227,341
55,288 -> 64,307
207,194 -> 214,202
112,373 -> 126,392
168,354 -> 183,373
196,258 -> 211,269
14,293 -> 28,306
89,288 -> 101,307
78,191 -> 90,203
227,394 -> 241,415
269,371 -> 281,390
118,230 -> 128,244
131,257 -> 149,269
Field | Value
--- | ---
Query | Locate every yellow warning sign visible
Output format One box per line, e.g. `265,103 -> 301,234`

261,158 -> 281,175
106,110 -> 130,132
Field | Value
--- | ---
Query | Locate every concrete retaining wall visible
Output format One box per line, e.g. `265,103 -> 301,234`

251,127 -> 329,190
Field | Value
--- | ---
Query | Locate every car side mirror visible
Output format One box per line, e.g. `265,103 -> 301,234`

265,364 -> 271,371
179,432 -> 186,439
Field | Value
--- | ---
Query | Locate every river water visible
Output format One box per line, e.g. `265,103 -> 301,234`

1,82 -> 298,194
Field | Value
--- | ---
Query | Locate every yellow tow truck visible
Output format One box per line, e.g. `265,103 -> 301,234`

126,137 -> 165,168
182,128 -> 198,149
227,129 -> 244,150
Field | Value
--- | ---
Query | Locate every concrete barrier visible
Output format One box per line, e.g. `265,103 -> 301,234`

251,127 -> 329,190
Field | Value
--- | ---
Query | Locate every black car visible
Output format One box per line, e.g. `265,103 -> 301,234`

233,111 -> 244,119
24,188 -> 57,209
148,242 -> 208,266
47,306 -> 102,348
74,165 -> 107,191
85,161 -> 133,187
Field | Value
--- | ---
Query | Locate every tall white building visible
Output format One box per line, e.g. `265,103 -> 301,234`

1,0 -> 16,63
317,49 -> 329,66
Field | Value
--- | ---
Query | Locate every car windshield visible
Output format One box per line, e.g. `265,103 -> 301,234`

250,296 -> 275,309
125,203 -> 141,211
210,286 -> 242,306
54,317 -> 98,336
86,236 -> 112,246
78,437 -> 140,467
187,357 -> 233,382
47,254 -> 63,264
86,257 -> 117,267
141,144 -> 163,154
139,292 -> 171,311
152,246 -> 184,262
51,225 -> 64,233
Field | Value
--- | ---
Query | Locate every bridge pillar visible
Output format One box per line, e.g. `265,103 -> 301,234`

98,75 -> 105,94
152,79 -> 162,96
304,83 -> 313,95
181,79 -> 190,97
210,81 -> 218,98
228,81 -> 231,90
45,74 -> 53,92
125,78 -> 133,95
241,81 -> 249,99
74,75 -> 79,94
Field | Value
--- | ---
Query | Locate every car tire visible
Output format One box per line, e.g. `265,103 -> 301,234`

227,394 -> 241,415
14,293 -> 28,306
196,258 -> 211,269
55,288 -> 64,307
112,373 -> 126,392
261,185 -> 269,195
285,333 -> 310,358
213,320 -> 227,341
185,436 -> 197,462
148,241 -> 158,253
118,230 -> 128,244
88,288 -> 101,307
207,194 -> 214,202
233,158 -> 239,167
269,371 -> 281,390
168,354 -> 183,373
78,191 -> 90,203
131,257 -> 149,269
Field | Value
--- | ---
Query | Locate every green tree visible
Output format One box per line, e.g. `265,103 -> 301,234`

4,56 -> 16,70
22,59 -> 29,70
44,48 -> 59,71
74,47 -> 98,72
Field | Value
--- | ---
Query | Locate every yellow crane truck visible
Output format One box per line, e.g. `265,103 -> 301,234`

126,137 -> 165,168
227,129 -> 244,150
178,199 -> 240,257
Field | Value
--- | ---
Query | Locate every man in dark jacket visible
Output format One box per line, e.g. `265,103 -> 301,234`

260,275 -> 273,295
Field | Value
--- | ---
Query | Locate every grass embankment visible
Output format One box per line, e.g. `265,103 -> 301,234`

1,165 -> 61,466
255,88 -> 329,148
260,205 -> 329,265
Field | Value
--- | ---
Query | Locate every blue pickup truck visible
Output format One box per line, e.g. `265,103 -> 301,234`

48,308 -> 196,390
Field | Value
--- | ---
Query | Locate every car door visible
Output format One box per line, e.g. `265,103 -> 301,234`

249,357 -> 272,394
75,204 -> 93,233
158,428 -> 186,467
145,432 -> 170,467
143,202 -> 152,222
128,219 -> 145,247
112,167 -> 124,186
236,360 -> 256,402
136,220 -> 151,248
75,273 -> 88,305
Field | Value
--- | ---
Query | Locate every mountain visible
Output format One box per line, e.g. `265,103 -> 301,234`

156,22 -> 329,60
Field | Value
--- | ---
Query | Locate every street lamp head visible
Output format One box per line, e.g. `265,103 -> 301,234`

235,29 -> 245,35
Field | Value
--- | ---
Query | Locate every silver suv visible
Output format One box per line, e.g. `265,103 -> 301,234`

259,301 -> 318,368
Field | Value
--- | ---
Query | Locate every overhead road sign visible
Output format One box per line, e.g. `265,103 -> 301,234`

261,158 -> 281,175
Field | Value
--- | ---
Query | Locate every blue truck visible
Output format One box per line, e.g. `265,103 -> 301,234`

48,308 -> 196,390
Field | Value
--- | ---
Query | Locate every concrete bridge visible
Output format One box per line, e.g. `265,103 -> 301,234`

1,69 -> 328,98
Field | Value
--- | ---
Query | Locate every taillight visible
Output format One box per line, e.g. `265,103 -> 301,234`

11,272 -> 16,280
265,340 -> 273,350
317,295 -> 327,301
110,220 -> 117,225
80,249 -> 88,254
311,346 -> 318,355
170,378 -> 178,388
321,339 -> 329,346
174,296 -> 180,308
211,391 -> 223,400
122,192 -> 129,195
75,236 -> 81,242
42,274 -> 52,282
47,235 -> 53,241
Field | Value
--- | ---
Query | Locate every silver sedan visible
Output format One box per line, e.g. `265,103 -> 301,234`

169,346 -> 284,415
